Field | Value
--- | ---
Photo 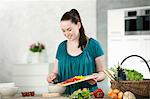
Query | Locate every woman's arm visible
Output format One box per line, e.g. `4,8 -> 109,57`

47,59 -> 58,83
95,55 -> 106,81
52,59 -> 58,74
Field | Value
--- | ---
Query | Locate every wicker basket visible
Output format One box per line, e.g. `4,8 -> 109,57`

110,55 -> 150,97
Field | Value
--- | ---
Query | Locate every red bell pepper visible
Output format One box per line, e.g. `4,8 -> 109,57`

93,88 -> 104,98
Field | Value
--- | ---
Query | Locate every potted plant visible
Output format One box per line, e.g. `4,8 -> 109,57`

28,42 -> 47,63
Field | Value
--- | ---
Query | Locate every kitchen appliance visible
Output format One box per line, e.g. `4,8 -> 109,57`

125,8 -> 150,35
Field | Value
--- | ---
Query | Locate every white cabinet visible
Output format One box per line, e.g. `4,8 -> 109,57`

140,36 -> 150,60
12,63 -> 49,94
108,9 -> 124,36
107,37 -> 125,67
107,7 -> 150,79
139,36 -> 150,78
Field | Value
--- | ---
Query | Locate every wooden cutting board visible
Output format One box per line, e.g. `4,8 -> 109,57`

42,92 -> 61,97
58,74 -> 97,87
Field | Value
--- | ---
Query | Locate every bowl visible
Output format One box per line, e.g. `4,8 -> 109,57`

48,84 -> 66,94
0,87 -> 18,96
0,82 -> 15,88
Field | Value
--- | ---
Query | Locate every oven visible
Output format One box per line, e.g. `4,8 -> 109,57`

125,9 -> 150,35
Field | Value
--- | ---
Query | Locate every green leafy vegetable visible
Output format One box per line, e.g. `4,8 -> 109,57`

125,69 -> 143,81
70,88 -> 91,99
109,65 -> 144,81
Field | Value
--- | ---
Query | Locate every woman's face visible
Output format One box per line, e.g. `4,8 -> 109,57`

60,20 -> 81,41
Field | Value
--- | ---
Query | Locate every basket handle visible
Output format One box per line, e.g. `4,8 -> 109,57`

120,55 -> 150,73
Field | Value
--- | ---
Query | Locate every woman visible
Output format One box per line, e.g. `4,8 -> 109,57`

47,9 -> 106,95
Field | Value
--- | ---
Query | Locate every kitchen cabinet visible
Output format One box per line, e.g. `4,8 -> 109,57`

107,9 -> 124,36
139,36 -> 150,78
12,63 -> 49,94
107,7 -> 150,80
107,37 -> 125,67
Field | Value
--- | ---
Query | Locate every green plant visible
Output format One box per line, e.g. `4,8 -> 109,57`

29,42 -> 45,52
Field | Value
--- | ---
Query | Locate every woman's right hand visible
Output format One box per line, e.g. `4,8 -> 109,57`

47,73 -> 57,83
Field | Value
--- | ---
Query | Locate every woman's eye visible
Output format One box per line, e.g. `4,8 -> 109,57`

68,29 -> 72,31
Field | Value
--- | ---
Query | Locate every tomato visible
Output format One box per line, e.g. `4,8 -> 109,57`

21,91 -> 35,97
30,91 -> 35,96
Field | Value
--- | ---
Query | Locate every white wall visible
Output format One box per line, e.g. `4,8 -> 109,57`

0,0 -> 96,82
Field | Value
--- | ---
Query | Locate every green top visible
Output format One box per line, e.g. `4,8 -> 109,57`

56,38 -> 104,95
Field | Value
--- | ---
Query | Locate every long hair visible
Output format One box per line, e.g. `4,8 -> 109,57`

60,9 -> 87,51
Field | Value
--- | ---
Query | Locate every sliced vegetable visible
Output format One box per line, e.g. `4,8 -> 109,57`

62,76 -> 85,84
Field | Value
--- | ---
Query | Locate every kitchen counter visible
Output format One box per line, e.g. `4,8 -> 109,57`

8,96 -> 68,99
2,96 -> 111,99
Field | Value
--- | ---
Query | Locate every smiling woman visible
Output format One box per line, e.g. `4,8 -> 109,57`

47,9 -> 106,95
0,0 -> 97,95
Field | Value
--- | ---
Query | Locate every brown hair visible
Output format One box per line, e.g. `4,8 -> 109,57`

60,9 -> 87,51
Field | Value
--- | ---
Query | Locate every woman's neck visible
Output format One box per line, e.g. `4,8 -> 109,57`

67,35 -> 79,44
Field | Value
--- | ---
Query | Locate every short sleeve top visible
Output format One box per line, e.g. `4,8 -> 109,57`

56,38 -> 104,94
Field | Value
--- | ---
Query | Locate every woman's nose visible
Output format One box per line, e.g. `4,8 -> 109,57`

65,31 -> 71,36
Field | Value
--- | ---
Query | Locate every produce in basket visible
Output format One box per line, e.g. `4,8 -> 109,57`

108,89 -> 123,99
123,91 -> 136,99
109,55 -> 150,97
109,65 -> 144,81
125,69 -> 143,81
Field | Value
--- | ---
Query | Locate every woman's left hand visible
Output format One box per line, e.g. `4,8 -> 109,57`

87,79 -> 97,85
93,72 -> 106,82
87,73 -> 98,85
87,72 -> 105,85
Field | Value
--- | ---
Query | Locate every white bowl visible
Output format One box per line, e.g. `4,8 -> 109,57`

48,84 -> 66,94
0,82 -> 15,88
0,87 -> 18,96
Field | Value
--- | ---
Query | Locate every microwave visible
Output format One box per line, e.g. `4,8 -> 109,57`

125,9 -> 150,35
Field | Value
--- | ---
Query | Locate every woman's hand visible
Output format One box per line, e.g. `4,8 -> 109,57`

93,72 -> 106,82
87,79 -> 97,85
87,73 -> 98,85
47,73 -> 57,83
87,72 -> 106,85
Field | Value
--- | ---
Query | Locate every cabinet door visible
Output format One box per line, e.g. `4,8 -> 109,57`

108,10 -> 124,36
139,36 -> 150,79
121,37 -> 142,70
108,37 -> 125,68
123,37 -> 141,56
141,36 -> 150,61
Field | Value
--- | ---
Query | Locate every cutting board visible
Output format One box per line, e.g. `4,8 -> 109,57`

58,74 -> 97,87
42,92 -> 61,97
